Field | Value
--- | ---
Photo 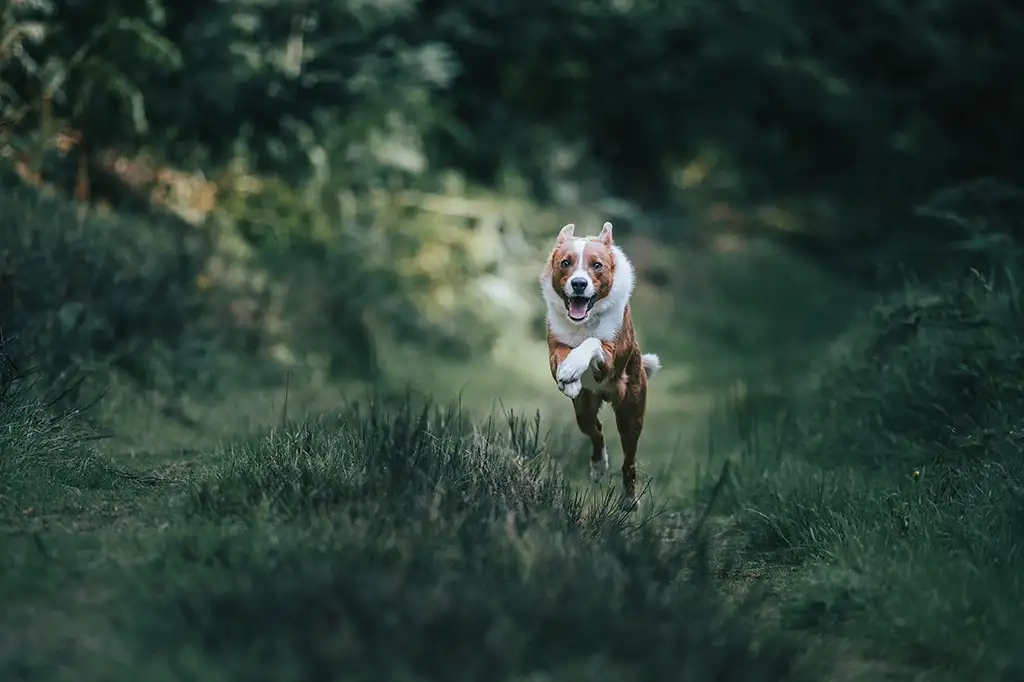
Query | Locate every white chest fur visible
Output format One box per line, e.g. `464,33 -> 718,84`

547,310 -> 621,347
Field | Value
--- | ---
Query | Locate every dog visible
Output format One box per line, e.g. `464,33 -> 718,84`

540,222 -> 661,509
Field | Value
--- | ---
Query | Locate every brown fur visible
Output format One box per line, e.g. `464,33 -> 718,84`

547,231 -> 616,313
548,310 -> 646,501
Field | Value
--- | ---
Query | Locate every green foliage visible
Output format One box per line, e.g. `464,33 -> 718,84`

0,174 -> 535,395
7,0 -> 1021,209
58,12 -> 182,138
714,249 -> 1024,677
0,0 -> 53,121
397,0 -> 1024,205
5,0 -> 1020,380
187,399 -> 608,528
5,2 -> 1024,678
0,186 -> 230,400
0,400 -> 807,682
211,171 -> 554,376
0,336 -> 119,521
11,0 -> 455,177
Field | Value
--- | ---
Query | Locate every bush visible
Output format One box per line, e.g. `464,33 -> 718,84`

718,264 -> 1024,678
0,185 -> 218,395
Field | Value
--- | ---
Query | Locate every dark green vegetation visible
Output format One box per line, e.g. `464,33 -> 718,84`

2,373 -> 804,681
3,0 -> 1024,680
5,195 -> 1024,682
714,260 -> 1024,680
3,0 -> 1022,281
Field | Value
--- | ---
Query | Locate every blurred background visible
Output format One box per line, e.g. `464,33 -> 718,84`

1,0 -> 1022,462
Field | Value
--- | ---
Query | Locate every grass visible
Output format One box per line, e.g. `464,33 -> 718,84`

711,267 -> 1024,680
0,379 -> 806,682
5,178 -> 1024,681
0,353 -> 121,524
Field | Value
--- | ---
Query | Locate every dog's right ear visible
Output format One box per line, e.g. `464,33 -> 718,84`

557,223 -> 575,244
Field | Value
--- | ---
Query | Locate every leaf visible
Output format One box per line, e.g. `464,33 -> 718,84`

112,17 -> 181,67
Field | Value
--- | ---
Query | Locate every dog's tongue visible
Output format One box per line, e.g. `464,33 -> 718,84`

568,297 -> 589,319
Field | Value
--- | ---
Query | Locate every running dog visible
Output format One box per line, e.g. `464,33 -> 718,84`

540,222 -> 661,509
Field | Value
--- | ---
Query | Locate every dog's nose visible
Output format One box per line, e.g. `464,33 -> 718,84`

570,277 -> 588,294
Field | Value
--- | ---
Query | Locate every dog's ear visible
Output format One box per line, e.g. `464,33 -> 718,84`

599,222 -> 613,246
557,223 -> 575,243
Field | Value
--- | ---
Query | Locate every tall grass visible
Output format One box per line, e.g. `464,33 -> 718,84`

715,267 -> 1024,679
1,393 -> 808,681
0,335 -> 119,523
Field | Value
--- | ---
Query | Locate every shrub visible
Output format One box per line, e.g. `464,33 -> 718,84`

719,266 -> 1024,678
0,185 -> 217,395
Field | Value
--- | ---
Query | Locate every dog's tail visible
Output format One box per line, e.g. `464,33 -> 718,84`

641,353 -> 662,379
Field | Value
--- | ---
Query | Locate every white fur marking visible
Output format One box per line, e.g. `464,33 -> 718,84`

642,353 -> 662,379
560,380 -> 582,399
556,337 -> 602,395
564,238 -> 596,300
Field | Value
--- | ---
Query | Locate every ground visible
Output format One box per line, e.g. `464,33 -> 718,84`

2,207 -> 1022,682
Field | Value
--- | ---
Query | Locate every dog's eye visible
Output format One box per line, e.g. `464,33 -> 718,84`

592,261 -> 602,270
559,259 -> 571,269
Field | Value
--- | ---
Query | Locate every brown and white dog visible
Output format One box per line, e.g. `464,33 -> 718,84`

540,222 -> 661,509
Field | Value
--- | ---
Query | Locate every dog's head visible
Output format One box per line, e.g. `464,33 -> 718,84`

543,222 -> 625,324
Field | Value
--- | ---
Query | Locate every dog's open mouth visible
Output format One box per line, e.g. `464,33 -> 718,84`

566,295 -> 597,321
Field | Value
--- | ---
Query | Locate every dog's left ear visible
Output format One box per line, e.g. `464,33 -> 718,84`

599,222 -> 614,246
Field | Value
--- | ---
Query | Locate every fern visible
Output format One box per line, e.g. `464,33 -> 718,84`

0,0 -> 55,121
52,15 -> 181,134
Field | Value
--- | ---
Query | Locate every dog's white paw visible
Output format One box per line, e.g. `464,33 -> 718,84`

556,345 -> 595,387
590,449 -> 609,482
559,379 -> 582,399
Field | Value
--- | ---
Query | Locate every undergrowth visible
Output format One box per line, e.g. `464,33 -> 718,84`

0,394 -> 808,682
0,336 -> 120,523
0,186 -> 218,398
144,398 -> 804,682
716,264 -> 1024,679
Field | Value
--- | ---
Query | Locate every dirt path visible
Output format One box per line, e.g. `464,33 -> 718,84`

94,232 -> 867,515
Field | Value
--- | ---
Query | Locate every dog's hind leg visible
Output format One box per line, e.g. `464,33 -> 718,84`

573,390 -> 608,481
613,386 -> 647,511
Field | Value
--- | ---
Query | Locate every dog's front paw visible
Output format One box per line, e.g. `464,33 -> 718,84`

559,379 -> 582,399
556,345 -> 596,387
